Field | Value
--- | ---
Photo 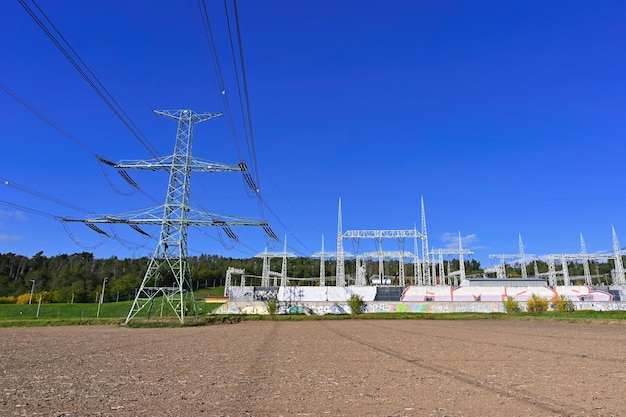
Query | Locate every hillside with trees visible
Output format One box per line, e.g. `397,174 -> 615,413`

0,251 -> 619,304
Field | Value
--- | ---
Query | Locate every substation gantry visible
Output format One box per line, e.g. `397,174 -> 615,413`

358,251 -> 414,286
428,246 -> 474,286
224,267 -> 245,296
544,229 -> 625,287
334,196 -> 429,287
254,237 -> 296,287
311,234 -> 352,286
339,229 -> 423,286
488,234 -> 535,279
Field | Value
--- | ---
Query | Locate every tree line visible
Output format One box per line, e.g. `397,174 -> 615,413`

0,251 -> 619,304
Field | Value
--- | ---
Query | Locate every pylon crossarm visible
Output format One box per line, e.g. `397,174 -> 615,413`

115,155 -> 242,172
152,109 -> 222,123
63,205 -> 268,227
342,229 -> 424,239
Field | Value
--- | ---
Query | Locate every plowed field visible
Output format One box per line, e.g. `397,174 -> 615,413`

1,320 -> 624,416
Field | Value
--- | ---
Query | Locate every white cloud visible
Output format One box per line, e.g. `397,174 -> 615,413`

0,234 -> 23,243
0,210 -> 27,221
440,232 -> 479,249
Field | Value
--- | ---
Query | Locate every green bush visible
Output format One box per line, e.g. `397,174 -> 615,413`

266,298 -> 279,315
551,294 -> 575,312
348,294 -> 365,315
526,294 -> 549,312
502,296 -> 519,313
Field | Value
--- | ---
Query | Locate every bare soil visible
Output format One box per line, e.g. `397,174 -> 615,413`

1,319 -> 625,417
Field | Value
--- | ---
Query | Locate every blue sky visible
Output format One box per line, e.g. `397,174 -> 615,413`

1,0 -> 625,268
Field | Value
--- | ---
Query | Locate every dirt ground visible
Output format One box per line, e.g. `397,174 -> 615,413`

1,319 -> 625,417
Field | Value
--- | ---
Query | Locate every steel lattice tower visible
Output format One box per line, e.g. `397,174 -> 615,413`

123,109 -> 264,324
336,198 -> 346,286
65,109 -> 267,324
612,226 -> 625,285
126,110 -> 215,324
420,196 -> 430,285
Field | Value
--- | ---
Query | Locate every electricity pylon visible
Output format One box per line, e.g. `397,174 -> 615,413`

65,109 -> 268,324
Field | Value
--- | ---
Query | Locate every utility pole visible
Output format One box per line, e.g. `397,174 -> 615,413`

97,277 -> 108,318
29,279 -> 35,304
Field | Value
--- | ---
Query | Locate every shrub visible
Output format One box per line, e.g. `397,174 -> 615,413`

16,293 -> 32,304
551,294 -> 575,312
266,298 -> 279,315
348,294 -> 365,315
0,296 -> 17,304
526,294 -> 549,312
502,296 -> 519,313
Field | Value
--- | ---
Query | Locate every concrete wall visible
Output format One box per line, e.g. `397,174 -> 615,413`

228,285 -> 617,303
213,301 -> 505,315
213,300 -> 626,315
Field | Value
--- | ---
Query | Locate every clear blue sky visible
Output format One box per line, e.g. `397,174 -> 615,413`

1,0 -> 625,268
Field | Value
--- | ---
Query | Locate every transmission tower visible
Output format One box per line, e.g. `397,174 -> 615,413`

319,235 -> 326,286
65,109 -> 268,324
336,198 -> 346,286
421,196 -> 430,285
458,231 -> 466,284
612,226 -> 625,285
580,233 -> 592,285
413,223 -> 422,285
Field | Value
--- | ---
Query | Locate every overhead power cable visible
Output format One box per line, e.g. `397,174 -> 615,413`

18,0 -> 161,160
198,0 -> 243,160
198,1 -> 315,255
0,199 -> 60,220
1,177 -> 153,249
257,195 -> 313,254
0,82 -> 159,203
232,0 -> 262,194
2,176 -> 91,215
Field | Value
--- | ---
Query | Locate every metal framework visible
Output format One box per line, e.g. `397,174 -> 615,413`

254,241 -> 296,287
488,235 -> 536,279
65,109 -> 267,324
341,229 -> 423,286
544,228 -> 626,287
420,196 -> 430,286
224,267 -> 245,296
612,226 -> 625,285
335,197 -> 429,286
358,251 -> 415,286
336,199 -> 346,286
428,245 -> 474,286
311,234 -> 353,286
413,224 -> 422,285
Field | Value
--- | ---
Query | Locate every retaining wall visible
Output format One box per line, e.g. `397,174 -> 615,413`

213,300 -> 626,315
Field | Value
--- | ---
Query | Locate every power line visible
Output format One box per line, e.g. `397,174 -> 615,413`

198,0 -> 244,161
18,0 -> 161,160
1,176 -> 91,215
0,82 -> 161,203
1,177 -> 157,250
198,1 -> 319,255
0,199 -> 60,220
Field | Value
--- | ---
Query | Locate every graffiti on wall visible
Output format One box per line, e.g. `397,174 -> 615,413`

576,302 -> 626,311
253,287 -> 279,301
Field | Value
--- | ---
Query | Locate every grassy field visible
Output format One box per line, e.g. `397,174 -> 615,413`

0,286 -> 227,327
1,284 -> 625,327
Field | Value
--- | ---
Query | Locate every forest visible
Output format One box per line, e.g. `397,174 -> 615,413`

0,251 -> 617,304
